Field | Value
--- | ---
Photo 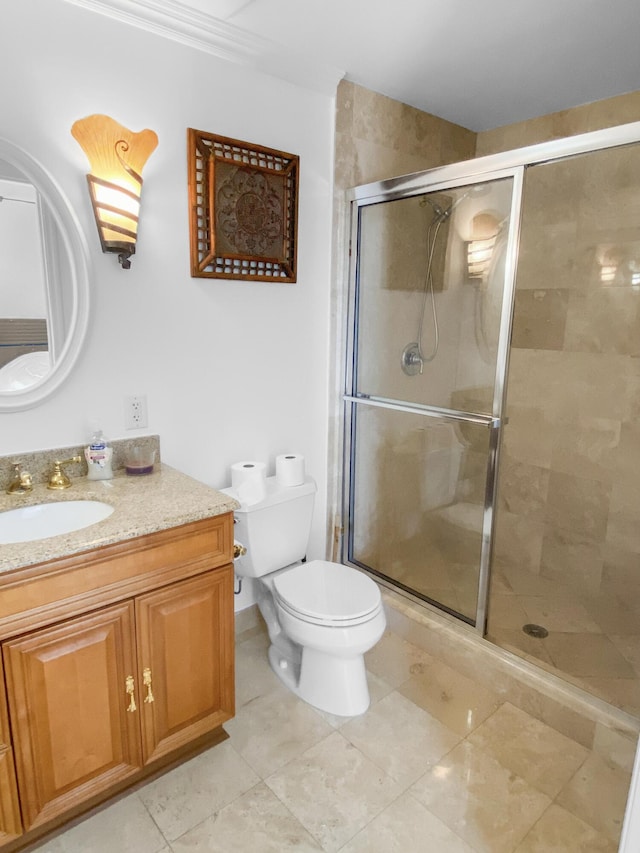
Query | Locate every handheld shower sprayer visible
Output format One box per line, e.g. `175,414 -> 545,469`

401,183 -> 491,377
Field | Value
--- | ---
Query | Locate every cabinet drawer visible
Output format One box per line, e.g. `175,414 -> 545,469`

0,513 -> 234,640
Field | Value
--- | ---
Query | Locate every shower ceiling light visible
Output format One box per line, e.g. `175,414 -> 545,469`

71,114 -> 158,269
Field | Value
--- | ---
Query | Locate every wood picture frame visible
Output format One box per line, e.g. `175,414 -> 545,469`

187,128 -> 299,282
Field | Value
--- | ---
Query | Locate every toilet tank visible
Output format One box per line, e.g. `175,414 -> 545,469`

221,476 -> 316,578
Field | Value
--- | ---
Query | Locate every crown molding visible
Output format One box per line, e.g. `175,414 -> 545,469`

62,0 -> 344,96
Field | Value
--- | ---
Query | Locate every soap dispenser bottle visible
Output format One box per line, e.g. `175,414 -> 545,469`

85,430 -> 113,480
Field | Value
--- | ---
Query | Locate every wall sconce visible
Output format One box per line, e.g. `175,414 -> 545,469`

466,212 -> 500,282
71,115 -> 158,269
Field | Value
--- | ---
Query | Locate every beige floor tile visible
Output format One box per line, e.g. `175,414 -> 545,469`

265,731 -> 402,853
544,632 -> 636,679
171,782 -> 323,852
398,658 -> 501,736
555,753 -> 632,843
225,684 -> 334,777
592,724 -> 638,773
467,702 -> 589,798
499,563 -> 560,597
364,629 -> 435,688
137,741 -> 259,842
514,803 -> 618,852
235,631 -> 284,708
485,626 -> 556,666
29,792 -> 167,853
487,592 -> 531,630
579,675 -> 640,716
341,691 -> 461,787
609,634 -> 640,674
518,595 -> 602,633
583,595 -> 640,636
410,740 -> 551,853
339,791 -> 474,853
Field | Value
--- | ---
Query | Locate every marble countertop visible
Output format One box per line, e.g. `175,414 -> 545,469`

0,464 -> 239,574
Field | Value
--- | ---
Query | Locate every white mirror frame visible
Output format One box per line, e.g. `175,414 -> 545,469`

0,137 -> 90,412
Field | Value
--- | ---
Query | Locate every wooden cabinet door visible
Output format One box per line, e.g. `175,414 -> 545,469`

0,656 -> 21,845
3,602 -> 142,830
0,750 -> 22,845
136,567 -> 235,764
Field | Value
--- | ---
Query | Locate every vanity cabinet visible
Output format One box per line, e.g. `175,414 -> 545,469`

0,512 -> 235,848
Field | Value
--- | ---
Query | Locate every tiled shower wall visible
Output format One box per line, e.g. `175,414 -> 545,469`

493,143 -> 640,595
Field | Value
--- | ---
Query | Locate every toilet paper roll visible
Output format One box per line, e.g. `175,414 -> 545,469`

275,453 -> 306,487
231,460 -> 267,505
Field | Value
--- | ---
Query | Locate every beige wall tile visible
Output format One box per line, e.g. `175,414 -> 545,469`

539,526 -> 604,594
476,91 -> 640,156
549,416 -> 620,485
564,289 -> 640,355
545,471 -> 611,541
497,456 -> 550,520
511,289 -> 571,350
493,509 -> 545,574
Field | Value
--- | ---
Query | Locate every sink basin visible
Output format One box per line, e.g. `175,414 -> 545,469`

0,501 -> 114,544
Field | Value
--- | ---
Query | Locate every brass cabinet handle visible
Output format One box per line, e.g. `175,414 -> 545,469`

143,667 -> 154,704
125,675 -> 137,712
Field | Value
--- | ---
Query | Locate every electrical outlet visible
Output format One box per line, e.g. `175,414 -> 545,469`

124,394 -> 148,430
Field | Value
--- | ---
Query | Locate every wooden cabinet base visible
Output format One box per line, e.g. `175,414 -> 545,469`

0,514 -> 235,852
0,726 -> 229,853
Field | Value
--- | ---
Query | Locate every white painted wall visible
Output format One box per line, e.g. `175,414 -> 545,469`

0,0 -> 336,601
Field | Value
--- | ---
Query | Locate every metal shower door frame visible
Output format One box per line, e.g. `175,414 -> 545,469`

342,165 -> 523,633
340,119 -> 640,634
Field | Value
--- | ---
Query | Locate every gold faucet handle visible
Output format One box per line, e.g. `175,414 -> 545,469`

6,462 -> 33,494
47,455 -> 82,490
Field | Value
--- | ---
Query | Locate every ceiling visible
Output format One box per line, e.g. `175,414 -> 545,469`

74,0 -> 640,132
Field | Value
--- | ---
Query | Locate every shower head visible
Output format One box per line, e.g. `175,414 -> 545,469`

419,195 -> 446,219
439,184 -> 490,221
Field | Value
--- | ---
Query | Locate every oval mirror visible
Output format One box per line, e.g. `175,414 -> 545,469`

0,137 -> 89,411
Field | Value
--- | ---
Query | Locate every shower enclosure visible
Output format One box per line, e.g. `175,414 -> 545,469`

342,122 -> 640,716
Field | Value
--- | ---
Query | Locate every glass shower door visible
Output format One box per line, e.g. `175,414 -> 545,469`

344,174 -> 520,627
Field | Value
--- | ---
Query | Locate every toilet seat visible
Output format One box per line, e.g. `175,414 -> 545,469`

272,560 -> 382,627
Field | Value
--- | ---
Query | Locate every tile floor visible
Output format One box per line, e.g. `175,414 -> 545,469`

487,559 -> 640,718
28,624 -> 634,853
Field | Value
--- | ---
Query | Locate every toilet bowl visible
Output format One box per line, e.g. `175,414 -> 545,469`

222,476 -> 386,716
270,560 -> 385,715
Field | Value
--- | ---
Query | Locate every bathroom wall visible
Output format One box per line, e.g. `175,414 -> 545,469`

1,0 -> 336,592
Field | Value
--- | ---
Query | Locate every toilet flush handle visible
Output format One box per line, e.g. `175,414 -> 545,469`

233,541 -> 247,559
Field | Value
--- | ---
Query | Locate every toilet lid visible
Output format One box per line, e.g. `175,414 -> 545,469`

273,560 -> 381,623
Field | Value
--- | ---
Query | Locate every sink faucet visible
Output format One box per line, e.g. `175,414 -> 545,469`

6,462 -> 33,495
48,456 -> 82,490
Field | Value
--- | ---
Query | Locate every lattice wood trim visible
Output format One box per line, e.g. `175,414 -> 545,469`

188,129 -> 299,282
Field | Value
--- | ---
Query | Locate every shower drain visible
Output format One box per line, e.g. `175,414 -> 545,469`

522,623 -> 549,639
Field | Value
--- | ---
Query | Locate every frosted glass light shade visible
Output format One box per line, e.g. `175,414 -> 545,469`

71,114 -> 158,268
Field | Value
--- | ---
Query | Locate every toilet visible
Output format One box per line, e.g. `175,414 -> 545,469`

222,475 -> 385,716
